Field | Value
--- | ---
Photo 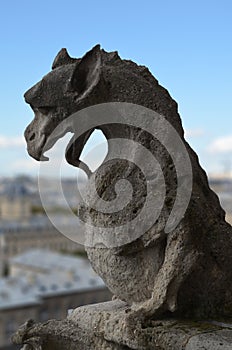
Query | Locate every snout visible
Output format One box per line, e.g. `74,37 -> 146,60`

24,123 -> 48,161
24,81 -> 42,107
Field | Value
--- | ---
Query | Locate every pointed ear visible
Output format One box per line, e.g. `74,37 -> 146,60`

69,44 -> 102,95
52,48 -> 77,69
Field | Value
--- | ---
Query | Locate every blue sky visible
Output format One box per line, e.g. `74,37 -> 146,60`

0,0 -> 231,178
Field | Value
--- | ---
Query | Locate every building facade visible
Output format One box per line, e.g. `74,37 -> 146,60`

0,216 -> 85,276
0,182 -> 85,276
0,250 -> 112,349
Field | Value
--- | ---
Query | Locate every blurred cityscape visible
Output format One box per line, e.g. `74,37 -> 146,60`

0,174 -> 231,349
0,176 -> 111,349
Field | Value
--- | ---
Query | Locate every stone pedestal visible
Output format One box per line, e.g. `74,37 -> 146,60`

12,300 -> 232,349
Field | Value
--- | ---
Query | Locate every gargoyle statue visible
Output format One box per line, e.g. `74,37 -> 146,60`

24,44 -> 232,321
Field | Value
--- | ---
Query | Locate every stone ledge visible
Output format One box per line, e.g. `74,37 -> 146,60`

12,301 -> 232,349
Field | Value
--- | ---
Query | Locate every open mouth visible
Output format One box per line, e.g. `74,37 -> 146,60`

25,106 -> 73,162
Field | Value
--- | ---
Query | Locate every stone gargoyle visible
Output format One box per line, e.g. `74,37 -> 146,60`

24,44 -> 232,323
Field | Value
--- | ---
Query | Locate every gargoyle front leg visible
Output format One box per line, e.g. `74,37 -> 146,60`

127,228 -> 200,321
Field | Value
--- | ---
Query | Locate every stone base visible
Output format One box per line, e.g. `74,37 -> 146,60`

12,300 -> 232,349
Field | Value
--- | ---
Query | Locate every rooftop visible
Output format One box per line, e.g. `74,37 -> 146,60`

11,248 -> 89,275
0,249 -> 106,310
0,214 -> 83,234
0,277 -> 40,310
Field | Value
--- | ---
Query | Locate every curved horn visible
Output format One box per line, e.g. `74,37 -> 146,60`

52,48 -> 77,69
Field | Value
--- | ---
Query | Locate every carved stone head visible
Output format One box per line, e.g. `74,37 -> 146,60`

24,45 -> 105,161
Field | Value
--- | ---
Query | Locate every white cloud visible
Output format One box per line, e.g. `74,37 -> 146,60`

185,128 -> 204,139
9,158 -> 39,172
0,135 -> 25,148
207,135 -> 232,153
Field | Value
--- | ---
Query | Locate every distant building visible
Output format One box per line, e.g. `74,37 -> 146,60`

0,182 -> 32,221
0,249 -> 112,349
0,215 -> 85,277
226,213 -> 232,225
0,181 -> 85,276
209,176 -> 232,226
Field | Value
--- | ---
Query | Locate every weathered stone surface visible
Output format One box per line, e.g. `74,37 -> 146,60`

185,329 -> 232,350
68,301 -> 232,349
11,315 -> 129,350
12,301 -> 232,349
13,45 -> 232,349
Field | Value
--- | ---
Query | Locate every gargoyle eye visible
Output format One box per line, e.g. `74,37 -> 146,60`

37,106 -> 52,115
